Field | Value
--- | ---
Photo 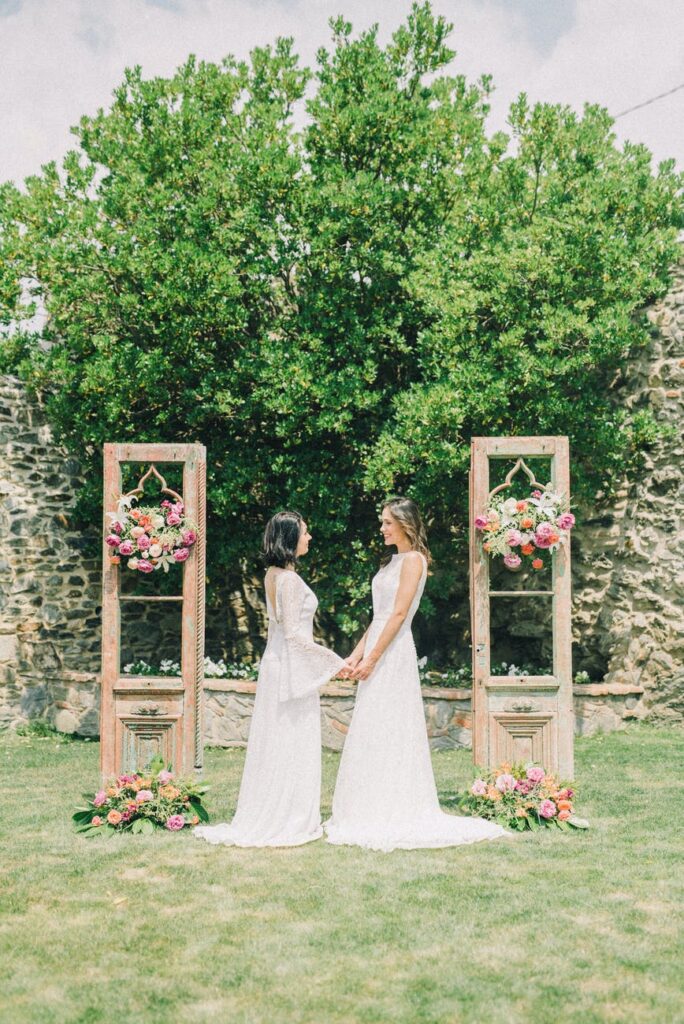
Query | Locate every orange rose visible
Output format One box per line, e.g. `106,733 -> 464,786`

558,810 -> 571,821
110,555 -> 121,564
191,816 -> 199,825
107,809 -> 122,825
520,517 -> 533,529
521,543 -> 534,556
106,786 -> 119,797
532,559 -> 543,570
549,533 -> 560,544
557,800 -> 572,811
486,786 -> 502,801
483,542 -> 492,552
516,501 -> 528,511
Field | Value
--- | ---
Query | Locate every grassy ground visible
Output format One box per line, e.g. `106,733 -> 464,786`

0,722 -> 682,1024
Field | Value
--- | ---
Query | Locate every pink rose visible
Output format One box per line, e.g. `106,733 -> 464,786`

503,553 -> 521,570
137,560 -> 154,573
105,534 -> 121,547
165,814 -> 185,831
471,779 -> 487,796
515,779 -> 534,795
166,513 -> 181,526
557,512 -> 575,530
539,799 -> 557,819
506,529 -> 522,547
136,789 -> 153,803
173,501 -> 184,513
118,540 -> 134,556
111,522 -> 123,535
93,790 -> 107,807
495,772 -> 516,793
474,516 -> 488,530
137,534 -> 151,550
526,766 -> 545,783
158,770 -> 174,784
181,529 -> 196,547
173,548 -> 189,563
531,490 -> 542,499
92,815 -> 103,826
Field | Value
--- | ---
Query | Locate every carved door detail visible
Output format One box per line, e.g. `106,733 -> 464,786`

100,443 -> 206,780
469,436 -> 574,777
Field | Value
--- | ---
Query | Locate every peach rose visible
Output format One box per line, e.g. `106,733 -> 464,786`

520,517 -> 533,529
532,558 -> 544,570
558,809 -> 571,821
107,809 -> 122,825
557,799 -> 572,811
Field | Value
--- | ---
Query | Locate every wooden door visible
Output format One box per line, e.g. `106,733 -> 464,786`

469,437 -> 574,777
100,443 -> 206,780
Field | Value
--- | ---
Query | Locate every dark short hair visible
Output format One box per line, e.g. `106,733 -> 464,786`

262,510 -> 303,567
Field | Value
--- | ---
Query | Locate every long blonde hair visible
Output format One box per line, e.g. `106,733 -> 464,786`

381,496 -> 432,566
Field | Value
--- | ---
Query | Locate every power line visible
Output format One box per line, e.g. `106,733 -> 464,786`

614,82 -> 684,119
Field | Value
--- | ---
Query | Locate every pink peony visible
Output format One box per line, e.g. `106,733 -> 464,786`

118,540 -> 134,556
181,529 -> 197,547
535,522 -> 554,538
137,534 -> 151,550
173,547 -> 189,562
534,531 -> 554,549
506,529 -> 522,547
474,515 -> 488,530
503,552 -> 521,570
111,522 -> 123,535
157,770 -> 174,784
515,779 -> 534,795
93,790 -> 107,807
539,799 -> 557,819
136,789 -> 153,802
165,814 -> 185,831
471,779 -> 487,796
526,766 -> 545,783
105,534 -> 121,547
531,490 -> 542,499
495,772 -> 516,793
557,512 -> 575,530
166,513 -> 181,526
137,560 -> 154,573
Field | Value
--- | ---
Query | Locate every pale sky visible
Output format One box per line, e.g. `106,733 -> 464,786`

1,0 -> 682,185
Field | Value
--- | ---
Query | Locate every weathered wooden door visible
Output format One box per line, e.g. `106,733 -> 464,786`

100,443 -> 206,780
469,436 -> 574,778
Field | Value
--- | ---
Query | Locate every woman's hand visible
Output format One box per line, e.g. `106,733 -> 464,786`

336,654 -> 361,680
350,653 -> 378,681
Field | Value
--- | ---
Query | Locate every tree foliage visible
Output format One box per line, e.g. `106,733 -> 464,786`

1,3 -> 681,649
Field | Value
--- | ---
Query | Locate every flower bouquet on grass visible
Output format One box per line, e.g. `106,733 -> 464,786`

73,755 -> 210,837
474,488 -> 575,571
105,496 -> 198,574
459,762 -> 589,832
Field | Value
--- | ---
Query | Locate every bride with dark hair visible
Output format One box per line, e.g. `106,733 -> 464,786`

194,511 -> 344,847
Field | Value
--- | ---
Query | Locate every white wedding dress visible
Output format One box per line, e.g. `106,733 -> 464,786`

193,570 -> 345,847
324,552 -> 512,852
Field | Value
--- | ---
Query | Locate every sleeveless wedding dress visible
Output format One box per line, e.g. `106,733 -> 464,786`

324,552 -> 512,852
193,569 -> 344,847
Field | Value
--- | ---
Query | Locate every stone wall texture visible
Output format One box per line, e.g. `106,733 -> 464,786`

1,256 -> 682,735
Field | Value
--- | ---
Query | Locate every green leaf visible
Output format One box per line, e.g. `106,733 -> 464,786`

139,818 -> 154,835
567,816 -> 590,829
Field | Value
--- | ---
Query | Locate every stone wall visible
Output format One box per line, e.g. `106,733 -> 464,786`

570,257 -> 684,723
0,255 -> 682,733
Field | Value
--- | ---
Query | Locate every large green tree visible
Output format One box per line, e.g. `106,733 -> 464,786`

1,4 -> 681,652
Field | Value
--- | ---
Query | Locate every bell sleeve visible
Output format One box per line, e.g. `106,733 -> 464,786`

277,572 -> 346,702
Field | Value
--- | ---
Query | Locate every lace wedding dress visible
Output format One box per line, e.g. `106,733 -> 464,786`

193,570 -> 344,847
324,552 -> 512,852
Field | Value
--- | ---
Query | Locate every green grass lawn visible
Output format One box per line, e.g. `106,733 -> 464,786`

0,723 -> 682,1024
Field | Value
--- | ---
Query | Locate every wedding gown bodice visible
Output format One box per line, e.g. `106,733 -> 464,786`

367,552 -> 427,647
265,570 -> 345,701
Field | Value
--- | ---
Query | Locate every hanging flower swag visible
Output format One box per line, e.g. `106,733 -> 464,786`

105,494 -> 198,573
474,486 -> 575,572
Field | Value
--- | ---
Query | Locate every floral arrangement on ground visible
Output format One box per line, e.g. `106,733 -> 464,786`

459,761 -> 589,831
73,754 -> 210,836
474,487 -> 575,571
105,496 -> 198,573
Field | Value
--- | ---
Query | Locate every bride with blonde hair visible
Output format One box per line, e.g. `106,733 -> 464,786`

325,496 -> 511,852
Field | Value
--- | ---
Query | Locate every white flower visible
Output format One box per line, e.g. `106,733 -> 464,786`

502,497 -> 518,516
417,656 -> 428,669
152,514 -> 165,529
148,543 -> 162,558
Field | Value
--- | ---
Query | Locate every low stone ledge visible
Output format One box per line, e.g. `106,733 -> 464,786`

0,674 -> 650,749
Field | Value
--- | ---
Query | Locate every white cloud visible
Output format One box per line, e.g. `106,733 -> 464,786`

0,0 -> 681,186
